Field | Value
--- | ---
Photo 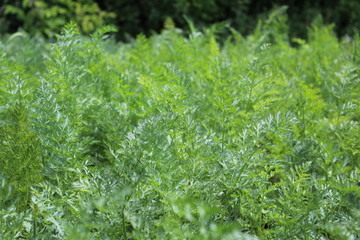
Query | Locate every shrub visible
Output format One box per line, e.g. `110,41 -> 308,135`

0,0 -> 115,37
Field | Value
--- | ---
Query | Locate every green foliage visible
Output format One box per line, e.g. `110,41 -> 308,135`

1,0 -> 115,37
0,16 -> 359,239
0,103 -> 42,210
2,0 -> 360,40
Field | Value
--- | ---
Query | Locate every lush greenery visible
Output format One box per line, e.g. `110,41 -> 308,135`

0,17 -> 359,239
0,0 -> 115,37
1,0 -> 360,40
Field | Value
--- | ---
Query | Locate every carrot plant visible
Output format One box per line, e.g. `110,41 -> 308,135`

0,15 -> 359,239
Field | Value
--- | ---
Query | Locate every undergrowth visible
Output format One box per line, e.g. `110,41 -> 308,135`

0,16 -> 359,239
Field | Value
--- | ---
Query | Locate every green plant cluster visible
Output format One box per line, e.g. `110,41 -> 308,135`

0,18 -> 359,239
0,0 -> 115,37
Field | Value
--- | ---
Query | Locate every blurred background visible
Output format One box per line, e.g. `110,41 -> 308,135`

0,0 -> 359,40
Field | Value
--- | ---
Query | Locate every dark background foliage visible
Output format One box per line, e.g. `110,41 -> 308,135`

0,0 -> 359,40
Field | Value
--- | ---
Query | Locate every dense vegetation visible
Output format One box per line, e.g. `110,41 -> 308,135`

1,0 -> 360,40
0,15 -> 360,239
